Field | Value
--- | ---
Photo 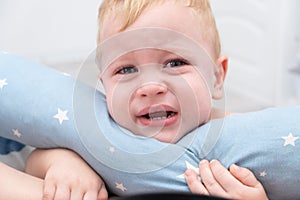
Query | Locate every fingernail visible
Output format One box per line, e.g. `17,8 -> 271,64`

200,159 -> 208,164
210,159 -> 218,164
231,164 -> 240,172
185,169 -> 192,176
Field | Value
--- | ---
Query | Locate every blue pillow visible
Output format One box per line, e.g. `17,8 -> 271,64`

0,53 -> 299,199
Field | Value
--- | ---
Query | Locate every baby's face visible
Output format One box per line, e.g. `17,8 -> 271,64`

99,1 -> 226,143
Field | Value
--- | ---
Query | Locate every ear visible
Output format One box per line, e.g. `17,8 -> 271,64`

212,55 -> 228,99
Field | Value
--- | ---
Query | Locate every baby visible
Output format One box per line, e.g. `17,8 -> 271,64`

25,0 -> 267,199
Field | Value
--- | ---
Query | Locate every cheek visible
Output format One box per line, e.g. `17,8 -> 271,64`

105,82 -> 134,127
107,88 -> 123,109
184,74 -> 213,122
195,82 -> 212,123
105,91 -> 116,119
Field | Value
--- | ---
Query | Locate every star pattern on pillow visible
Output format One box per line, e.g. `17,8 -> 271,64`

281,132 -> 299,146
53,108 -> 69,125
115,182 -> 127,192
12,129 -> 21,138
0,78 -> 8,89
62,72 -> 70,77
259,171 -> 267,177
108,146 -> 116,153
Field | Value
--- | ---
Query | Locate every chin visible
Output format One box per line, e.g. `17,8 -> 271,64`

155,131 -> 186,144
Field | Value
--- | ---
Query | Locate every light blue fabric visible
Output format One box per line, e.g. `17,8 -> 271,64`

0,53 -> 300,199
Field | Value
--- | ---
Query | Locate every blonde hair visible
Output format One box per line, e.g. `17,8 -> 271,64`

97,0 -> 221,56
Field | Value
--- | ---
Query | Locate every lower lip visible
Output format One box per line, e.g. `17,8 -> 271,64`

137,113 -> 179,127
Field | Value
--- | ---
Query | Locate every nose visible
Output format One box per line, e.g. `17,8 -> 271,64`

136,83 -> 167,98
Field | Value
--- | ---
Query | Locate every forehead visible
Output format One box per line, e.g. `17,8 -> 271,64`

98,1 -> 216,69
101,1 -> 203,44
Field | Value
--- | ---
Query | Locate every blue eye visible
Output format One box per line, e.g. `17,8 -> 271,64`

165,59 -> 188,68
115,66 -> 138,74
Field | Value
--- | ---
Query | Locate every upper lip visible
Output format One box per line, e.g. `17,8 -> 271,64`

137,104 -> 177,117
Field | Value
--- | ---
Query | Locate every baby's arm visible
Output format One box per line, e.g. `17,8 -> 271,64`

185,159 -> 268,200
0,161 -> 43,199
25,148 -> 108,200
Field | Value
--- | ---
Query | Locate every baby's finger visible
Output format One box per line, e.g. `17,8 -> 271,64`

70,188 -> 84,200
54,184 -> 70,200
199,160 -> 227,196
98,184 -> 109,200
229,164 -> 261,188
83,191 -> 97,200
185,169 -> 208,195
83,184 -> 108,200
43,180 -> 56,200
210,160 -> 243,188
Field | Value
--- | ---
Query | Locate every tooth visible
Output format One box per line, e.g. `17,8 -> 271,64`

149,112 -> 167,119
150,116 -> 167,120
166,112 -> 175,118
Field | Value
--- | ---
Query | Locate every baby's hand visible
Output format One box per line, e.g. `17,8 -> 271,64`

185,159 -> 268,200
27,149 -> 108,200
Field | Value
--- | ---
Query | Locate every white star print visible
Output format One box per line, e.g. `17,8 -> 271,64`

282,133 -> 299,146
53,108 -> 69,124
0,79 -> 8,89
115,182 -> 127,192
12,129 -> 21,138
62,72 -> 70,77
109,146 -> 116,153
177,161 -> 199,179
259,171 -> 267,177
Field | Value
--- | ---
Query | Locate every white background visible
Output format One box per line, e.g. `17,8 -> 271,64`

211,0 -> 300,111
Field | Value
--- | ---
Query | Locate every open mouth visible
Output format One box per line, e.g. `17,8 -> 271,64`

141,111 -> 177,120
137,105 -> 179,127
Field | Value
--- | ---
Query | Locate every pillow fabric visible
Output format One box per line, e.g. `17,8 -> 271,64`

0,53 -> 299,199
